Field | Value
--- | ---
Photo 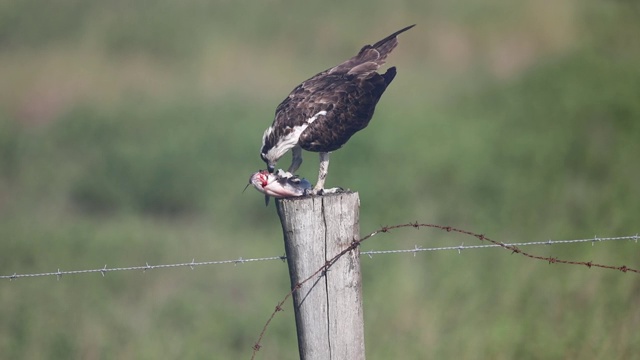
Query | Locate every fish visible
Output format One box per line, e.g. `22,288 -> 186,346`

245,169 -> 312,206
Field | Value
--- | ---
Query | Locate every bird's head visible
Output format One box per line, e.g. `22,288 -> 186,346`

260,152 -> 276,173
261,126 -> 280,173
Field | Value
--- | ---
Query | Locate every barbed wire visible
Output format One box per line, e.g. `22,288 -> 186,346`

0,256 -> 285,281
1,234 -> 637,281
362,234 -> 639,257
250,226 -> 640,358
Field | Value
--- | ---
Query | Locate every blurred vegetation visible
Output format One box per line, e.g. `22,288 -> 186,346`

1,0 -> 640,359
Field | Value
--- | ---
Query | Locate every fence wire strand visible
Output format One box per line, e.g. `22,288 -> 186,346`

362,234 -> 640,256
0,256 -> 286,281
1,234 -> 638,281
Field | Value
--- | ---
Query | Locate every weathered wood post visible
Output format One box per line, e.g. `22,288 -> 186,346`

276,192 -> 365,360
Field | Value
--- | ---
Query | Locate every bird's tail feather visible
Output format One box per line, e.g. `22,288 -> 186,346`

331,24 -> 415,75
369,24 -> 416,58
382,66 -> 397,85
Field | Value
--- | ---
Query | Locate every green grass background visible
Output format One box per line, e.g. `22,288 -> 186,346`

1,0 -> 639,359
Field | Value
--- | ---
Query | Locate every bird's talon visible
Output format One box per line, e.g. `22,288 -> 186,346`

276,169 -> 295,178
305,188 -> 322,196
322,187 -> 343,195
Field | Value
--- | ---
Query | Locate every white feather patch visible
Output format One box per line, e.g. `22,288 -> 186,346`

261,126 -> 274,148
307,110 -> 326,124
264,110 -> 327,162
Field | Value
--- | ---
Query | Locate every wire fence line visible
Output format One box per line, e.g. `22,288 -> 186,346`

1,234 -> 638,281
0,256 -> 288,281
362,234 -> 640,257
1,222 -> 638,359
250,226 -> 640,357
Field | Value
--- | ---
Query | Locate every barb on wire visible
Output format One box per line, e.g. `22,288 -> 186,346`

250,226 -> 639,358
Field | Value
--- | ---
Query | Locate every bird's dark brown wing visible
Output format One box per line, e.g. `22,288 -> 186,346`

296,69 -> 396,152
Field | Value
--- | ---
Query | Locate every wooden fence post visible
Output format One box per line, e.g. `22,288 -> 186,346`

276,192 -> 365,360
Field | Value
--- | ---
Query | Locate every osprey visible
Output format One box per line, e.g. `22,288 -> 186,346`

260,24 -> 414,194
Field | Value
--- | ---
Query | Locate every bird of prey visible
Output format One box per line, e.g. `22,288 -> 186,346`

260,24 -> 414,194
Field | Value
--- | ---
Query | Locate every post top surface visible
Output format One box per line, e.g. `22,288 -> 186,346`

277,191 -> 359,203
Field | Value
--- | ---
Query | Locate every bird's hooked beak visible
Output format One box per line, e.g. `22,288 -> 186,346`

267,164 -> 275,173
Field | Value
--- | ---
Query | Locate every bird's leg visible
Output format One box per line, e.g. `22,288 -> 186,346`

310,152 -> 343,195
286,146 -> 303,176
313,152 -> 330,193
